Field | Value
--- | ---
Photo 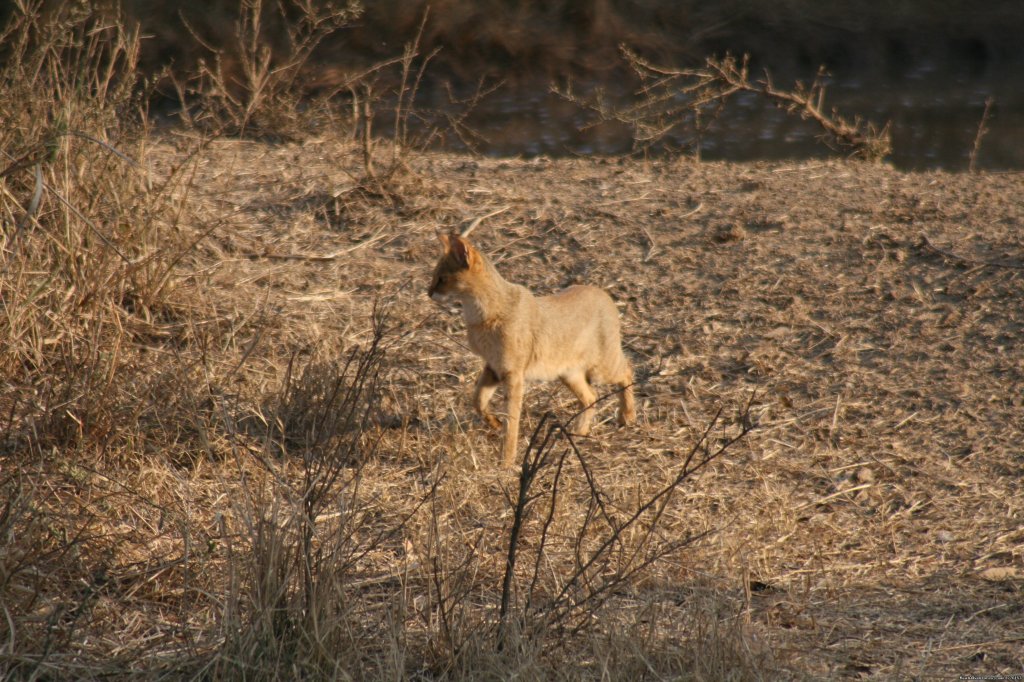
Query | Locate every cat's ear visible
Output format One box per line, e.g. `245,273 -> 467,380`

450,234 -> 473,267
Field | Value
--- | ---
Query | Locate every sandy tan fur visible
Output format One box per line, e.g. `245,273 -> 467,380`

429,233 -> 635,467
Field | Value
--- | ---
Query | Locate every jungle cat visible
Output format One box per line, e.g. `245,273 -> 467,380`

428,233 -> 635,467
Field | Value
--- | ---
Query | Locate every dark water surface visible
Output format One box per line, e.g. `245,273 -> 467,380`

414,62 -> 1024,171
120,0 -> 1024,170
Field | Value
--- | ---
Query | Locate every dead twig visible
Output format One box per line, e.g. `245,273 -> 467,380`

679,202 -> 704,220
641,226 -> 657,262
703,58 -> 891,160
460,205 -> 511,238
248,230 -> 391,261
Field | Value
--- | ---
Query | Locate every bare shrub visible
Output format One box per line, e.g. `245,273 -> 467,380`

559,51 -> 892,161
208,307 -> 423,678
177,0 -> 361,139
345,10 -> 440,184
389,395 -> 763,677
498,396 -> 757,652
333,9 -> 500,193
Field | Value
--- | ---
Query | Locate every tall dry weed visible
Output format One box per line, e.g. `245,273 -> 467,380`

0,1 -> 201,452
0,4 -> 216,674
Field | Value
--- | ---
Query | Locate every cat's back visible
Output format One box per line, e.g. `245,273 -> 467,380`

540,284 -> 618,322
535,285 -> 622,351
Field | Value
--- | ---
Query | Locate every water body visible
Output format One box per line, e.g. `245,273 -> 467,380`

410,61 -> 1023,171
118,0 -> 1024,170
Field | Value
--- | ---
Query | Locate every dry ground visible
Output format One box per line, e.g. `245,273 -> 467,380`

5,133 -> 1024,678
183,136 -> 1024,675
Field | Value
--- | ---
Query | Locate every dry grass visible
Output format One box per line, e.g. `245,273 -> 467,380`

6,133 -> 1023,678
2,3 -> 1024,680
